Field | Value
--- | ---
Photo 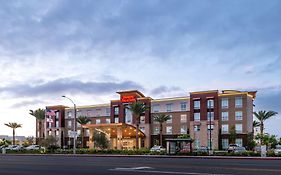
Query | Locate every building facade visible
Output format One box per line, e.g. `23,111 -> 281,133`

36,89 -> 256,150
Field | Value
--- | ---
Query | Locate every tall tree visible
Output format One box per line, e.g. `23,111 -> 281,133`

4,122 -> 22,145
128,102 -> 149,149
229,125 -> 236,144
29,108 -> 45,120
153,114 -> 171,146
77,116 -> 91,148
254,110 -> 278,142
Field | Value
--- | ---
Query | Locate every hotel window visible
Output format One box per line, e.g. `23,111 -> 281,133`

235,97 -> 243,108
105,108 -> 111,116
235,138 -> 243,147
140,116 -> 145,124
77,122 -> 81,127
166,103 -> 173,112
180,114 -> 187,123
152,104 -> 160,113
55,130 -> 59,136
207,124 -> 214,131
222,139 -> 229,150
180,102 -> 187,111
67,111 -> 72,118
48,131 -> 52,136
96,119 -> 101,124
221,112 -> 229,121
166,115 -> 172,123
235,111 -> 243,120
77,130 -> 81,136
194,100 -> 200,109
207,112 -> 214,121
221,98 -> 228,109
207,99 -> 214,109
194,139 -> 200,149
235,124 -> 243,133
180,125 -> 187,134
67,121 -> 72,128
140,127 -> 145,133
48,122 -> 51,128
125,107 -> 132,124
194,125 -> 200,132
222,124 -> 229,134
207,139 -> 213,149
96,109 -> 101,116
86,129 -> 90,136
86,110 -> 92,117
153,127 -> 159,134
114,107 -> 119,115
194,113 -> 200,122
106,118 -> 111,124
166,126 -> 172,134
55,121 -> 59,128
55,112 -> 59,119
114,117 -> 119,123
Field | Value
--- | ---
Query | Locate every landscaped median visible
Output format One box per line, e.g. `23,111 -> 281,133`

2,148 -> 281,158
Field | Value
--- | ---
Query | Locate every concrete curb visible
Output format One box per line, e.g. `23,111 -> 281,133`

1,154 -> 281,160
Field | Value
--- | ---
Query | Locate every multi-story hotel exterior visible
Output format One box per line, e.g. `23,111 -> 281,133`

36,89 -> 256,150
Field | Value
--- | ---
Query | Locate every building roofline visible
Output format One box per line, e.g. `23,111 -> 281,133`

152,96 -> 190,102
116,90 -> 145,97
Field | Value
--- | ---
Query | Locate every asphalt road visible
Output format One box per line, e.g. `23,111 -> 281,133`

0,155 -> 281,175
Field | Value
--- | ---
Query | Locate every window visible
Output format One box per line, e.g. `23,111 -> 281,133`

114,117 -> 119,123
166,103 -> 173,112
48,122 -> 51,128
153,127 -> 159,134
207,139 -> 212,149
55,130 -> 59,136
194,113 -> 200,121
166,126 -> 172,134
222,124 -> 229,134
77,111 -> 81,117
194,100 -> 200,109
166,115 -> 172,123
221,112 -> 229,121
221,98 -> 228,108
207,112 -> 214,121
235,111 -> 243,120
207,124 -> 214,131
180,114 -> 187,123
48,131 -> 52,136
194,139 -> 200,149
181,125 -> 187,134
55,121 -> 59,128
222,139 -> 229,149
86,110 -> 92,117
86,129 -> 90,136
235,124 -> 242,133
67,121 -> 72,127
96,119 -> 101,124
105,108 -> 111,116
152,104 -> 160,113
207,99 -> 214,108
125,107 -> 132,124
180,102 -> 187,111
77,122 -> 81,127
106,118 -> 111,124
77,130 -> 81,136
235,97 -> 243,108
235,138 -> 243,147
114,107 -> 119,115
140,127 -> 145,133
140,116 -> 145,124
67,111 -> 72,118
194,125 -> 200,132
55,112 -> 59,119
96,109 -> 101,116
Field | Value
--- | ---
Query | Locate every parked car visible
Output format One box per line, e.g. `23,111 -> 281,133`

234,146 -> 246,153
0,145 -> 8,149
6,145 -> 24,151
150,145 -> 166,152
274,145 -> 281,154
25,145 -> 41,150
227,144 -> 238,153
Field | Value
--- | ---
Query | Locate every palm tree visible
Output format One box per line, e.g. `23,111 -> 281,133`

77,116 -> 91,148
254,110 -> 278,137
253,120 -> 260,128
153,114 -> 171,146
128,102 -> 149,149
4,122 -> 22,145
29,108 -> 46,142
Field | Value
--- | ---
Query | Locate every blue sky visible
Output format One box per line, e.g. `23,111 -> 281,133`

0,0 -> 280,137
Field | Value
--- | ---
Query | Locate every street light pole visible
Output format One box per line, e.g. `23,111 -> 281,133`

62,95 -> 77,154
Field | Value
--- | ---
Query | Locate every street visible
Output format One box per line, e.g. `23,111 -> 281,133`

0,155 -> 281,175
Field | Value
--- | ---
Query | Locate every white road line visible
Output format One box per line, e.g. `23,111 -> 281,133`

109,168 -> 232,175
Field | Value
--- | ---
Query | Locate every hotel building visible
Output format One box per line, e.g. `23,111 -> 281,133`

36,89 -> 256,150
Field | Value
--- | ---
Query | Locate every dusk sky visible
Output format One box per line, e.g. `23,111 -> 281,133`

0,0 -> 280,137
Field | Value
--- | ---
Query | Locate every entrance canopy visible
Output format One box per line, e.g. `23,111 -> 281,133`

82,123 -> 145,138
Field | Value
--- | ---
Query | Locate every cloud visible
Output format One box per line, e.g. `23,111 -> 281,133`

10,99 -> 45,108
0,78 -> 144,98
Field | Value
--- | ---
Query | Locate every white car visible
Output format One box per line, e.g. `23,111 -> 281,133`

274,145 -> 281,154
150,145 -> 166,152
25,145 -> 41,150
6,145 -> 24,151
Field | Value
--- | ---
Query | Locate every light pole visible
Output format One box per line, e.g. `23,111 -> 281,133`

62,95 -> 77,154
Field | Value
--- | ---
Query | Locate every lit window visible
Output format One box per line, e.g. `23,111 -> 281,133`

235,138 -> 243,147
166,126 -> 172,134
166,103 -> 173,112
207,112 -> 214,121
222,139 -> 229,149
194,113 -> 200,121
55,112 -> 59,119
221,98 -> 228,108
194,100 -> 200,109
180,114 -> 187,123
221,112 -> 229,121
166,115 -> 172,123
180,125 -> 187,134
180,102 -> 187,111
235,124 -> 242,133
207,99 -> 214,108
235,111 -> 243,120
48,131 -> 52,136
114,107 -> 119,115
106,118 -> 111,124
222,124 -> 229,134
55,130 -> 59,136
235,97 -> 243,108
152,104 -> 160,113
67,121 -> 72,127
55,121 -> 59,128
125,107 -> 132,124
96,119 -> 101,124
86,129 -> 90,136
207,124 -> 214,131
114,117 -> 119,123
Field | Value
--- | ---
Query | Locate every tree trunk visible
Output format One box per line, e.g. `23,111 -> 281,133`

13,128 -> 15,145
136,120 -> 139,149
81,128 -> 84,148
159,123 -> 163,146
260,122 -> 264,145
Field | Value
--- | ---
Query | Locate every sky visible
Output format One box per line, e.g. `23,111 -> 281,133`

0,0 -> 280,137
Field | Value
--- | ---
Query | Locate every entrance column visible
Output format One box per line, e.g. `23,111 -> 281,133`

88,128 -> 94,149
117,127 -> 123,150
